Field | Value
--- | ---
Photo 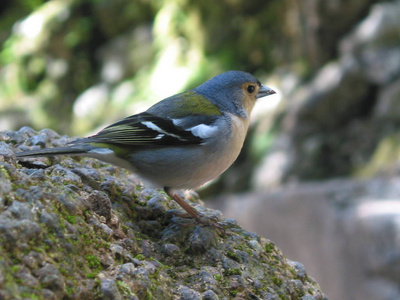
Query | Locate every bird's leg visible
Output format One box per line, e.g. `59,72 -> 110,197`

163,188 -> 226,235
164,187 -> 225,234
164,187 -> 203,223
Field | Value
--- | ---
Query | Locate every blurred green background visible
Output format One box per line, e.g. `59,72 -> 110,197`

2,0 -> 400,193
0,0 -> 286,136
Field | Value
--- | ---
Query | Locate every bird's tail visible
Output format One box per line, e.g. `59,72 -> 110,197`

15,144 -> 94,158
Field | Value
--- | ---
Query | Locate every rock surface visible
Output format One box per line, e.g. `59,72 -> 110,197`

0,127 -> 326,300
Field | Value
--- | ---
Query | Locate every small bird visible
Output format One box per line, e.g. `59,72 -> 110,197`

16,71 -> 275,226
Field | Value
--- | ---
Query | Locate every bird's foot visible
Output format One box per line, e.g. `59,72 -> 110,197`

167,210 -> 225,235
164,188 -> 226,234
195,213 -> 226,235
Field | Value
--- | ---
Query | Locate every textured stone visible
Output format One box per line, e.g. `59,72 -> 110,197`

0,128 -> 326,299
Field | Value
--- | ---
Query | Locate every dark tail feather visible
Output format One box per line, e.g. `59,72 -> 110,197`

16,145 -> 93,158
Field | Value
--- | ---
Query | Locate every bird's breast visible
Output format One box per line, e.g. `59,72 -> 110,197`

186,114 -> 249,188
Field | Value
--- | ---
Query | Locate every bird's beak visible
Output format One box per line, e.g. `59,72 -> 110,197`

257,85 -> 276,99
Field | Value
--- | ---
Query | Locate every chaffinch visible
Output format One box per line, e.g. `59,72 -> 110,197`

16,71 -> 275,226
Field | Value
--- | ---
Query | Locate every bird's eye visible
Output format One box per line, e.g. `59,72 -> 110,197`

247,85 -> 255,94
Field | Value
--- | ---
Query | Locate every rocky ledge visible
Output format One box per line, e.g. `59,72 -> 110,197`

0,127 -> 326,300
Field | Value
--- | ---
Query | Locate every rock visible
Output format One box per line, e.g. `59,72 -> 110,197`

202,290 -> 219,300
374,77 -> 400,121
340,0 -> 400,85
188,226 -> 219,254
100,278 -> 122,300
0,219 -> 41,251
161,243 -> 181,258
255,0 -> 400,186
87,190 -> 112,220
29,133 -> 50,147
178,285 -> 201,300
0,142 -> 15,158
35,264 -> 66,298
0,128 -> 326,299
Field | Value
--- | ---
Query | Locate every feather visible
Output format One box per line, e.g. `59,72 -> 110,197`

76,112 -> 207,147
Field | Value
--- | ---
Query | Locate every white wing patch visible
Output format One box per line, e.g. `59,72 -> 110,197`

172,119 -> 219,139
142,121 -> 183,140
142,121 -> 163,132
188,124 -> 219,139
142,119 -> 218,141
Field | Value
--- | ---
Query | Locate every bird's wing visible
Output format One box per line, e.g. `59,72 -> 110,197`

74,112 -> 220,148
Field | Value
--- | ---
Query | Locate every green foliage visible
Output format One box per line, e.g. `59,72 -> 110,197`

0,0 -> 283,136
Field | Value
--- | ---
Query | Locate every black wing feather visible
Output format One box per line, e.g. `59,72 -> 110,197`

76,112 -> 204,147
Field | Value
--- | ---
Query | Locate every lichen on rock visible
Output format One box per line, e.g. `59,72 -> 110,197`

0,127 -> 326,299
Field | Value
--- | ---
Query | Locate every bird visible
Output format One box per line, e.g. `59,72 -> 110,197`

16,71 -> 276,227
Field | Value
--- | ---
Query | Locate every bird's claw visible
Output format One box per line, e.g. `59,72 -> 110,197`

168,210 -> 226,235
197,214 -> 226,235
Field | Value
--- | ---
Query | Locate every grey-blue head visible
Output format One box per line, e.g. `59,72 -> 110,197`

194,71 -> 275,118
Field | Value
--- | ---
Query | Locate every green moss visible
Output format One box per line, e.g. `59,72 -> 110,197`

86,272 -> 98,279
21,292 -> 40,300
224,268 -> 241,276
278,294 -> 287,300
289,267 -> 297,277
11,257 -> 21,265
150,257 -> 169,269
65,285 -> 76,296
95,240 -> 111,250
83,210 -> 92,218
80,233 -> 92,244
145,289 -> 153,300
0,164 -> 11,180
65,215 -> 76,224
59,266 -> 68,276
10,265 -> 21,273
230,289 -> 238,296
86,255 -> 101,269
135,254 -> 145,260
265,243 -> 274,254
226,251 -> 240,262
271,276 -> 283,286
117,280 -> 136,297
